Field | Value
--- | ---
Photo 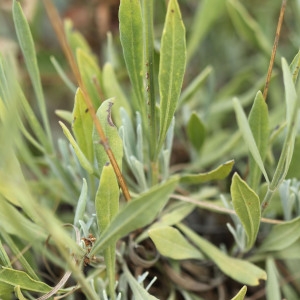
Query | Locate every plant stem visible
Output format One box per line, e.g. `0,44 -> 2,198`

43,0 -> 131,201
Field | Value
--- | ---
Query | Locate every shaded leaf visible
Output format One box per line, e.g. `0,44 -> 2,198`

186,112 -> 206,152
90,177 -> 179,255
178,223 -> 267,286
258,216 -> 300,252
290,50 -> 300,83
231,173 -> 261,250
123,263 -> 158,300
226,0 -> 271,56
157,0 -> 186,155
187,0 -> 226,61
149,226 -> 204,260
180,160 -> 234,184
248,91 -> 269,191
102,62 -> 131,127
77,49 -> 102,109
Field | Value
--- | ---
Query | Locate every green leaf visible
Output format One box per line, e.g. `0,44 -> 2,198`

187,0 -> 226,61
119,0 -> 144,116
226,0 -> 271,56
186,112 -> 206,152
258,217 -> 300,252
287,136 -> 300,178
72,88 -> 94,163
0,267 -> 52,293
178,223 -> 267,286
149,226 -> 204,260
14,286 -> 27,300
233,97 -> 269,183
123,263 -> 159,300
12,0 -> 52,149
59,121 -> 94,174
180,160 -> 234,184
231,173 -> 261,250
102,62 -> 131,127
248,91 -> 269,191
290,50 -> 300,83
74,179 -> 88,227
95,163 -> 119,299
266,258 -> 281,300
0,198 -> 46,242
76,49 -> 102,109
157,0 -> 186,155
0,239 -> 11,267
231,286 -> 247,300
179,66 -> 212,105
64,19 -> 91,54
93,99 -> 123,173
282,58 -> 297,130
90,176 -> 179,256
0,281 -> 13,297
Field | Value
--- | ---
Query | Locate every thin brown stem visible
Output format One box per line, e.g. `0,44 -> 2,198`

43,0 -> 130,201
263,0 -> 287,100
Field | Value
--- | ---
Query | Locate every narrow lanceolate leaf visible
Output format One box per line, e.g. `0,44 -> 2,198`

231,173 -> 261,250
226,0 -> 271,57
266,258 -> 281,300
93,99 -> 123,174
149,226 -> 204,260
282,58 -> 297,130
76,49 -> 102,109
95,163 -> 119,299
90,177 -> 179,256
12,0 -> 52,150
72,88 -> 94,163
119,0 -> 144,116
123,263 -> 159,300
102,62 -> 131,127
0,267 -> 52,293
59,121 -> 94,174
258,216 -> 300,252
248,91 -> 269,191
231,286 -> 247,300
157,0 -> 186,155
233,98 -> 269,183
180,160 -> 234,184
178,223 -> 267,286
290,50 -> 300,83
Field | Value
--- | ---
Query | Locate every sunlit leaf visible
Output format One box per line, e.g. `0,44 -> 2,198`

180,160 -> 234,184
231,286 -> 247,300
149,226 -> 204,260
90,177 -> 179,255
178,223 -> 267,286
157,0 -> 186,155
266,258 -> 281,300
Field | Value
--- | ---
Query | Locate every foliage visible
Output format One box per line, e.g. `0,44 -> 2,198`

0,0 -> 300,299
